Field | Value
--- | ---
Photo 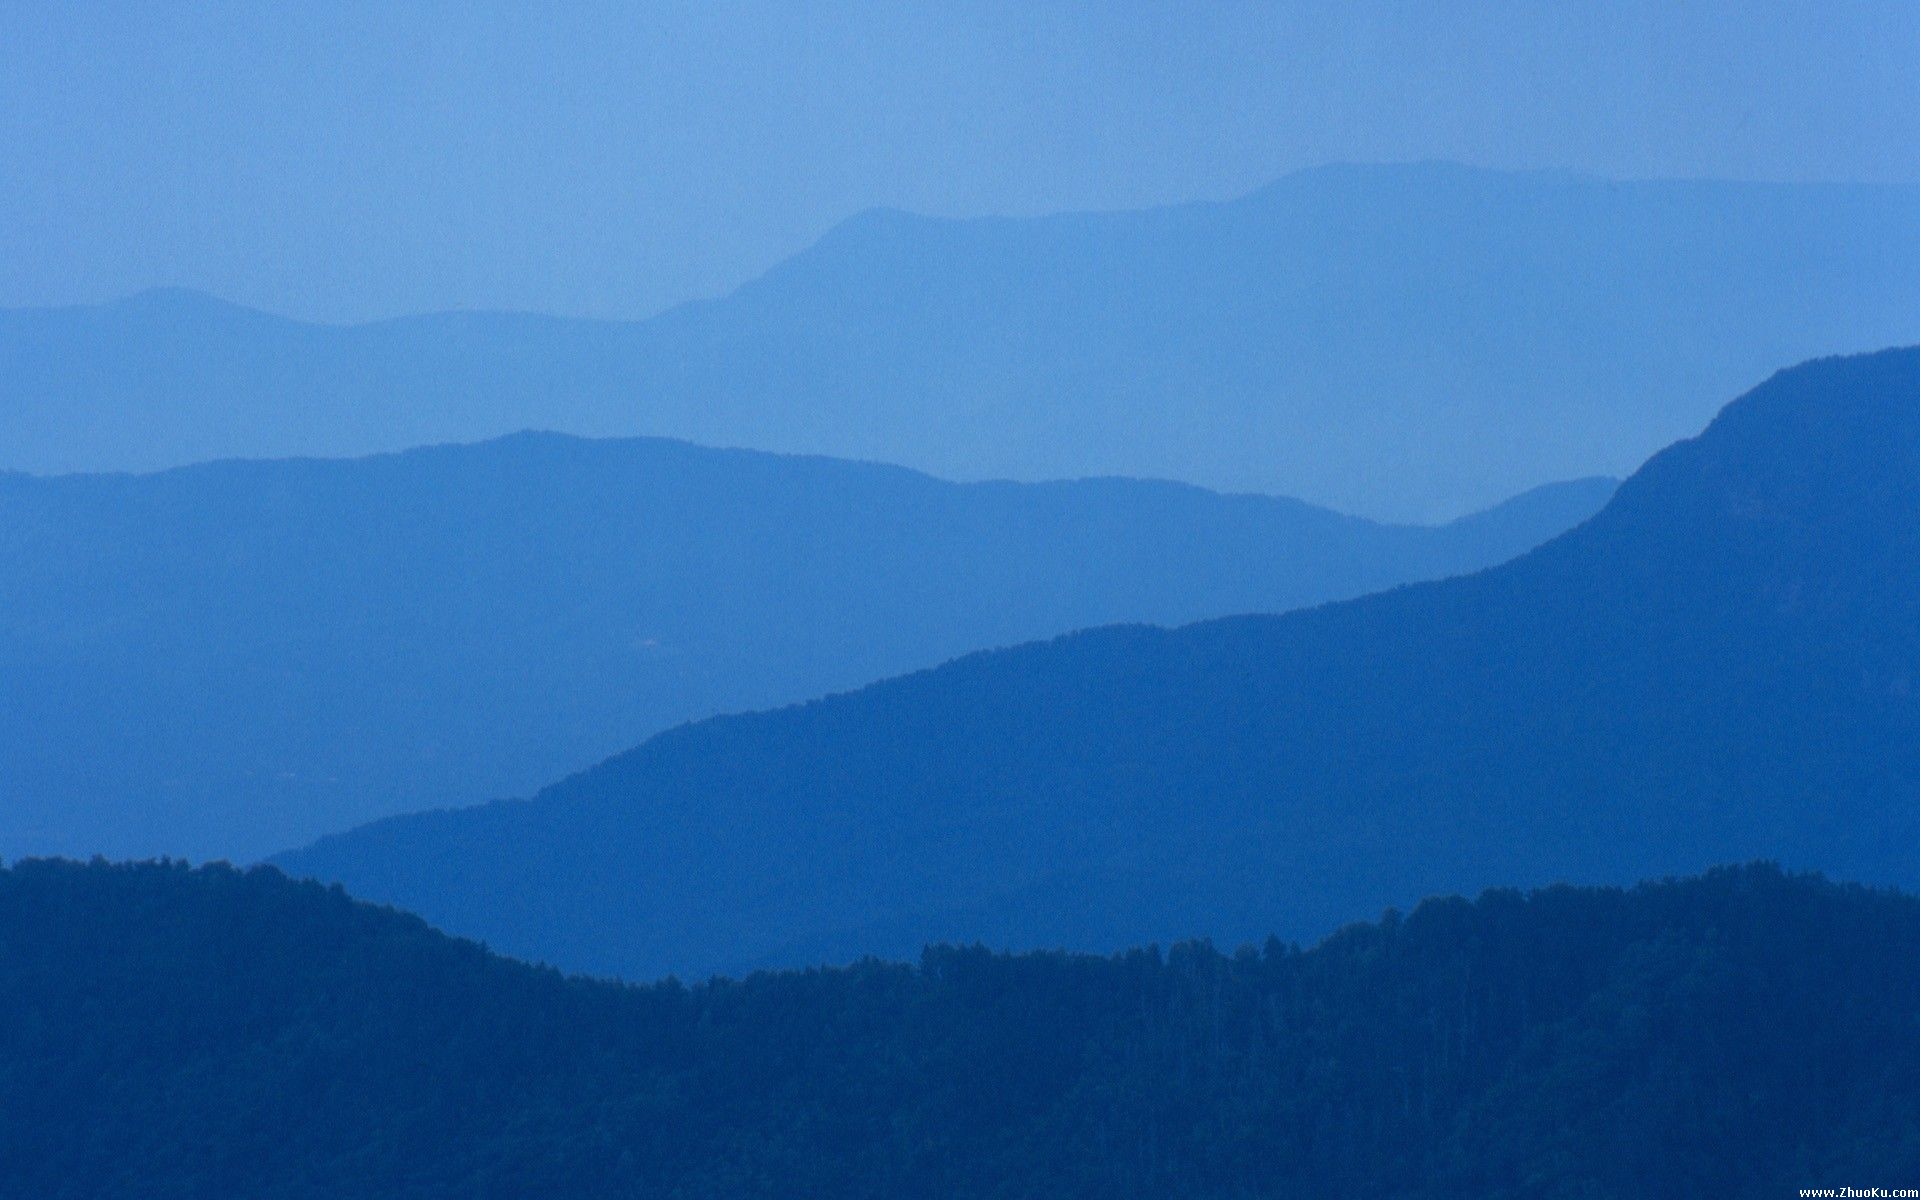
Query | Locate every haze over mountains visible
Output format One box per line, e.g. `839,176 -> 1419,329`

12,8 -> 1920,1193
8,163 -> 1920,520
280,349 -> 1920,982
0,434 -> 1607,863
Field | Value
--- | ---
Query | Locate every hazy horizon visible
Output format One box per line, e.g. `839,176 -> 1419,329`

13,158 -> 1920,329
4,1 -> 1916,323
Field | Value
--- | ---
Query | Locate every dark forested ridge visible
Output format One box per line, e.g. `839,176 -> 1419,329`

3,858 -> 1915,1198
7,165 -> 1920,520
0,436 -> 1609,863
279,348 -> 1920,981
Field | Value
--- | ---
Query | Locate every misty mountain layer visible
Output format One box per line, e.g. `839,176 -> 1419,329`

7,163 -> 1919,520
0,435 -> 1607,861
279,349 -> 1920,981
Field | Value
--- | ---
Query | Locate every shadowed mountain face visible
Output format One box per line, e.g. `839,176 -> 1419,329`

6,859 -> 1918,1197
0,435 -> 1607,862
278,349 -> 1920,982
7,164 -> 1920,520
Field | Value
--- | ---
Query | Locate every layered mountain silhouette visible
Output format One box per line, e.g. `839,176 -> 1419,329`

7,858 -> 1918,1196
8,164 -> 1920,519
0,434 -> 1606,862
279,349 -> 1920,981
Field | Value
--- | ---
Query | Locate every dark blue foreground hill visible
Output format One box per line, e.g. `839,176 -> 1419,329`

279,349 -> 1920,980
0,435 -> 1607,862
4,858 -> 1917,1198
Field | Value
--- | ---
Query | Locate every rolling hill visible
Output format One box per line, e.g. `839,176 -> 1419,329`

5,858 -> 1916,1197
278,348 -> 1920,981
8,163 -> 1920,520
0,435 -> 1607,862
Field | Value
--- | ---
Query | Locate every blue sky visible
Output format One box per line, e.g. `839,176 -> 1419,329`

3,1 -> 1915,321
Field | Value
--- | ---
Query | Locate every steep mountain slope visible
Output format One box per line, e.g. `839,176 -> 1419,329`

8,164 -> 1920,519
0,435 -> 1606,862
280,349 -> 1920,981
6,858 -> 1917,1198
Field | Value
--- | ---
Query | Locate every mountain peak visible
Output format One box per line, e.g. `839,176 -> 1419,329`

1589,346 -> 1920,547
278,348 -> 1920,982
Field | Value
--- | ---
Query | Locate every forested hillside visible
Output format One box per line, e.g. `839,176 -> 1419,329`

3,859 -> 1914,1198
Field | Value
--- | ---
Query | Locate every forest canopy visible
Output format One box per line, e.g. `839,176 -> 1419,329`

2,858 -> 1916,1198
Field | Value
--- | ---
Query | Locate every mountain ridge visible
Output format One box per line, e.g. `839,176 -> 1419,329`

8,163 -> 1919,519
276,348 -> 1920,981
7,857 -> 1918,1196
0,430 -> 1607,861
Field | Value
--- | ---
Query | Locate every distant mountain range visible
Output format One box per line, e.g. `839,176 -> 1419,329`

278,349 -> 1920,981
0,434 -> 1607,862
7,163 -> 1920,520
7,858 -> 1916,1196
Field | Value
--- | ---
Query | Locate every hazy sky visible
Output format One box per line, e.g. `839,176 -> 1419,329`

3,1 -> 1916,321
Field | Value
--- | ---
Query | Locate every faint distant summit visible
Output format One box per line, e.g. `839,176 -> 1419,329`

6,165 -> 1919,519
